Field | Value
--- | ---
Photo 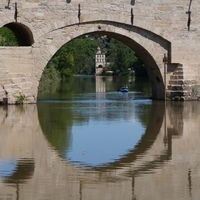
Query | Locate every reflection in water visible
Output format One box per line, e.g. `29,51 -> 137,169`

96,76 -> 106,92
0,159 -> 17,178
0,77 -> 200,199
38,76 -> 153,168
3,159 -> 35,184
38,96 -> 151,168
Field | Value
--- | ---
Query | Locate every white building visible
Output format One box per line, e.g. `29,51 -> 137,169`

95,47 -> 106,75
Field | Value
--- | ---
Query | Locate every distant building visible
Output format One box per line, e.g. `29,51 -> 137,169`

95,47 -> 106,75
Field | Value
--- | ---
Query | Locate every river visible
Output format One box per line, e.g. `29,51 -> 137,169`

0,76 -> 200,200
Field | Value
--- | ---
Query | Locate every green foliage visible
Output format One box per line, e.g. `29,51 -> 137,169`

15,92 -> 27,104
0,27 -> 18,46
63,36 -> 98,75
38,65 -> 60,93
45,36 -> 98,81
41,65 -> 60,82
56,51 -> 75,80
37,102 -> 72,155
106,38 -> 139,76
40,34 -> 147,89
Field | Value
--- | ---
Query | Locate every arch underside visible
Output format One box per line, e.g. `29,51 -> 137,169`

96,30 -> 167,100
38,21 -> 171,100
4,22 -> 34,46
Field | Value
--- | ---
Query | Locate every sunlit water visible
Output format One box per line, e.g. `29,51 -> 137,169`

38,76 -> 152,168
0,76 -> 200,200
56,92 -> 150,167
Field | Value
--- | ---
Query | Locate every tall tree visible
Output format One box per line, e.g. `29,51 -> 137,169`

106,38 -> 137,76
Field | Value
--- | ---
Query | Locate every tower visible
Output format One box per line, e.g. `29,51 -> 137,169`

95,47 -> 106,75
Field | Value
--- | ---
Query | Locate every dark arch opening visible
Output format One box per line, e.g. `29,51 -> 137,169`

39,21 -> 171,100
89,30 -> 165,100
4,22 -> 34,46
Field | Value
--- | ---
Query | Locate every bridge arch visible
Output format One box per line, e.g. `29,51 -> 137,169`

38,97 -> 171,175
36,21 -> 171,100
3,22 -> 34,46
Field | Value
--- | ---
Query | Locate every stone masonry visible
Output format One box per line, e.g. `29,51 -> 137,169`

0,0 -> 200,103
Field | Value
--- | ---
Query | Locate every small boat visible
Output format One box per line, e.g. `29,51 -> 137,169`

120,86 -> 128,92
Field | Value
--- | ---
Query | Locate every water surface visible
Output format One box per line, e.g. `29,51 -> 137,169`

0,76 -> 200,200
38,76 -> 152,168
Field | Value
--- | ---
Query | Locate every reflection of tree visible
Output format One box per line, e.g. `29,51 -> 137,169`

37,102 -> 72,156
72,76 -> 96,93
91,101 -> 166,171
38,76 -> 96,100
38,76 -> 154,161
38,76 -> 97,157
131,77 -> 152,128
135,103 -> 151,128
133,76 -> 151,97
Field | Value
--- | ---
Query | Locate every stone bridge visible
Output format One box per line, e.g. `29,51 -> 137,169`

0,0 -> 200,104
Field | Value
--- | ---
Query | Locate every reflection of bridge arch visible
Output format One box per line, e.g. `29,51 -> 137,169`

1,103 -> 200,199
3,158 -> 35,184
92,102 -> 170,173
38,100 -> 171,176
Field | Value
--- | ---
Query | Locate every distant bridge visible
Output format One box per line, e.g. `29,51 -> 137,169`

0,0 -> 200,104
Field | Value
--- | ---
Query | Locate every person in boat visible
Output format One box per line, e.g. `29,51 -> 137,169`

120,84 -> 128,92
122,85 -> 128,89
122,84 -> 128,89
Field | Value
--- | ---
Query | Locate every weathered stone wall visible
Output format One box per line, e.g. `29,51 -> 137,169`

0,0 -> 200,103
0,47 -> 36,104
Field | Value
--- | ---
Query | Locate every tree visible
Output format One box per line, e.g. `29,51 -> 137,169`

65,36 -> 98,75
59,52 -> 75,80
106,38 -> 137,76
41,34 -> 147,87
0,27 -> 18,46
